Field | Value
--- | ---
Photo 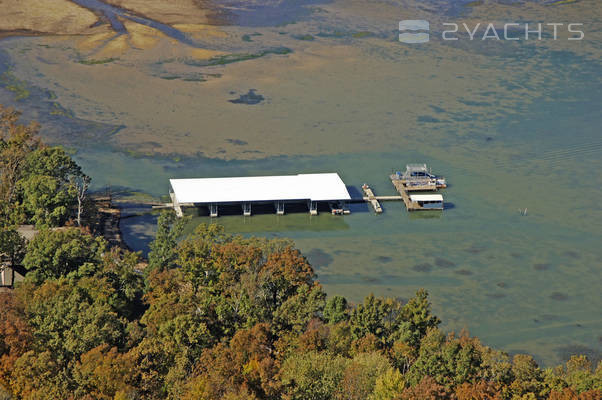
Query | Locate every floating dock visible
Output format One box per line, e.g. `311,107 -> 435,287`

390,175 -> 444,211
362,184 -> 383,213
387,164 -> 447,211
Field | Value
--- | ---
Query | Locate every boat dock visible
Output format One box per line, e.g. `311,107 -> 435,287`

166,173 -> 352,217
390,175 -> 444,211
162,165 -> 447,217
362,184 -> 383,213
390,177 -> 422,211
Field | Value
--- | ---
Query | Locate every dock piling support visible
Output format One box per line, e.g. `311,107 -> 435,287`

275,201 -> 285,215
243,203 -> 252,217
170,192 -> 183,218
308,201 -> 318,216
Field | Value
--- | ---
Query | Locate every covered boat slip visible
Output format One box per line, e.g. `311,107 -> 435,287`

409,194 -> 444,210
169,173 -> 351,217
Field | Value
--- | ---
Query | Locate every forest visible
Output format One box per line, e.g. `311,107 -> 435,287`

0,105 -> 601,399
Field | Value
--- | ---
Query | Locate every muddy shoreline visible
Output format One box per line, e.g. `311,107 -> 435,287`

92,195 -> 133,252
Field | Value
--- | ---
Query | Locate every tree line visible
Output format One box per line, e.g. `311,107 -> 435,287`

1,105 -> 93,286
0,107 -> 600,399
0,105 -> 91,230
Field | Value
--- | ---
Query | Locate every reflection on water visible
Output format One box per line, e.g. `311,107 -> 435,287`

183,207 -> 351,234
118,204 -> 157,254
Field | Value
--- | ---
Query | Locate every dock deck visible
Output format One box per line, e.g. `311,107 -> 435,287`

390,175 -> 443,211
390,179 -> 421,211
361,184 -> 383,213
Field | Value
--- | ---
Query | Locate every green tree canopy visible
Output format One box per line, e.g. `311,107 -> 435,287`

281,351 -> 349,400
1,106 -> 88,228
22,228 -> 105,283
0,226 -> 25,266
324,295 -> 349,325
146,211 -> 187,278
0,105 -> 40,208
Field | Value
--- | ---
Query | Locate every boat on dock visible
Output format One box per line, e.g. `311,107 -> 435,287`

393,164 -> 447,189
329,202 -> 351,215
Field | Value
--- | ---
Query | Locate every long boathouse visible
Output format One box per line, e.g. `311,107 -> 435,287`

169,173 -> 351,217
164,164 -> 447,216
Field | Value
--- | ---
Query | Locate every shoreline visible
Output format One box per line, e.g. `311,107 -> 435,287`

93,195 -> 132,252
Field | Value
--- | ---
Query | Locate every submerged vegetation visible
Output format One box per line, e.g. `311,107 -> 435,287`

1,107 -> 601,399
0,72 -> 29,101
548,0 -> 580,5
293,34 -> 315,41
242,33 -> 262,42
351,31 -> 374,38
49,101 -> 74,118
77,58 -> 118,65
229,89 -> 265,105
156,73 -> 220,83
202,47 -> 292,66
174,47 -> 292,67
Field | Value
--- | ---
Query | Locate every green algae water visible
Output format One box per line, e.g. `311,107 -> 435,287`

1,0 -> 600,367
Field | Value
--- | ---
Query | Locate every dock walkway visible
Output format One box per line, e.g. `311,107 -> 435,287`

389,175 -> 445,211
390,178 -> 421,211
361,184 -> 382,213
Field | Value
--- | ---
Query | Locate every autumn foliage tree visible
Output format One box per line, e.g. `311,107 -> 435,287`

1,215 -> 600,399
0,226 -> 143,399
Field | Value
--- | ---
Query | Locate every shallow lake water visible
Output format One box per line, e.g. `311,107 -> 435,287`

0,0 -> 600,366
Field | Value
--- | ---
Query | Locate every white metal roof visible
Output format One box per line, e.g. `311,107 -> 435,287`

409,194 -> 443,202
170,173 -> 351,204
406,163 -> 428,172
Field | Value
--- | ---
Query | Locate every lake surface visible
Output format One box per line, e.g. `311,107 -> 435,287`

0,0 -> 600,366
